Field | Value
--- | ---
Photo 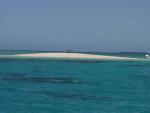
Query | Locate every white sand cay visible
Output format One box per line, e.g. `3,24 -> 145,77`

13,53 -> 140,60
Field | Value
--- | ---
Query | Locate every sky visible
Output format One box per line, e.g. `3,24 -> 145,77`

0,0 -> 150,52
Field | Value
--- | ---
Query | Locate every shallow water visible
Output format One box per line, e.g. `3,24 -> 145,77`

0,51 -> 150,113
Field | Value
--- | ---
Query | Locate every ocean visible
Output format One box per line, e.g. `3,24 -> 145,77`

0,50 -> 150,113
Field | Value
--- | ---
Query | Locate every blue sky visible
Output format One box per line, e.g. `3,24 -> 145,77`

0,0 -> 150,52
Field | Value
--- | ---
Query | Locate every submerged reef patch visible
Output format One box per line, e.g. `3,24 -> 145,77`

1,76 -> 79,84
0,58 -> 17,62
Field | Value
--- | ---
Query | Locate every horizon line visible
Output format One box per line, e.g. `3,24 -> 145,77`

0,49 -> 149,54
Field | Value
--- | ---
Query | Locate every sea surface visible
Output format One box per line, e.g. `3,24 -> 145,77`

0,50 -> 150,113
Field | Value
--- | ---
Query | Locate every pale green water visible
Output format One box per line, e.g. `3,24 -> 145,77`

0,50 -> 150,113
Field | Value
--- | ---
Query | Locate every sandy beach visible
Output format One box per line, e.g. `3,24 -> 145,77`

12,53 -> 139,60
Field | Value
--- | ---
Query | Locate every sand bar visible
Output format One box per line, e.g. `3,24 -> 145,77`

10,53 -> 140,60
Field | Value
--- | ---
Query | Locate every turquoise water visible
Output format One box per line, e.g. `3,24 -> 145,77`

0,51 -> 150,113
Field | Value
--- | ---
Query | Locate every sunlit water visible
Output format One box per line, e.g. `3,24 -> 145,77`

0,51 -> 150,113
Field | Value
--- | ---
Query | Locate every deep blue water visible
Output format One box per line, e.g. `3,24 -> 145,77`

0,51 -> 150,113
